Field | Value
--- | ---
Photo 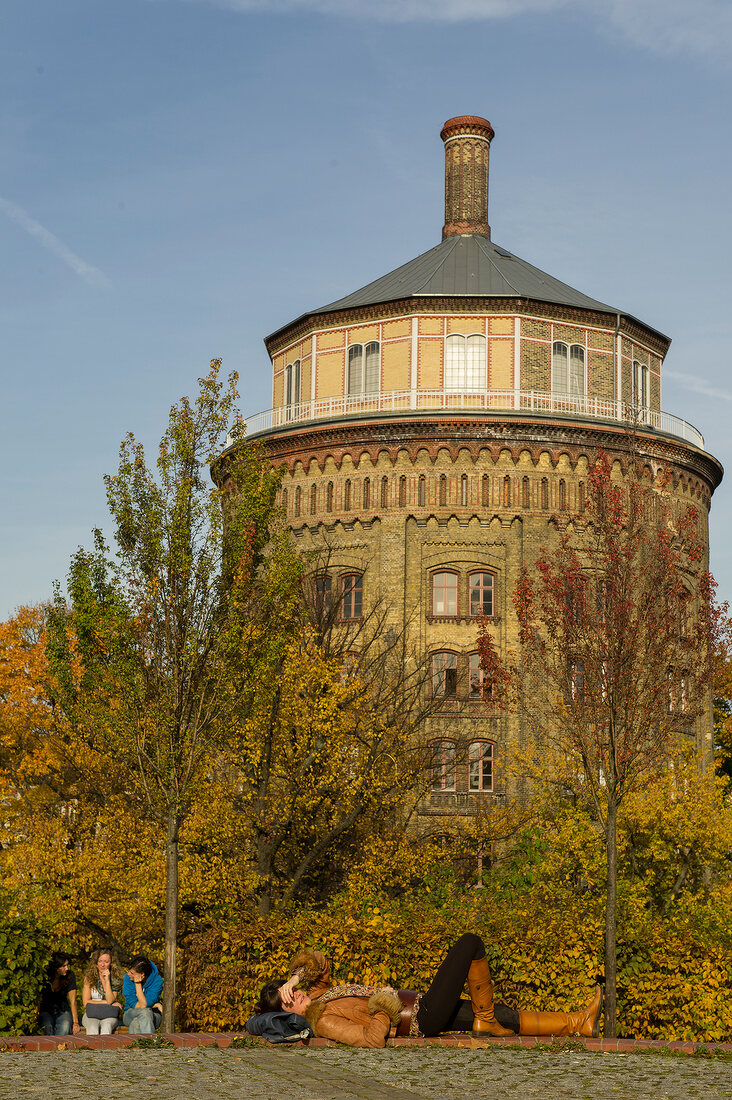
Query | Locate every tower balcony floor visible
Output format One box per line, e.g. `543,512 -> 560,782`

232,389 -> 705,452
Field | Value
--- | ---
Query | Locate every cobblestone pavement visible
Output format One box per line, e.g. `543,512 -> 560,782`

2,1045 -> 731,1100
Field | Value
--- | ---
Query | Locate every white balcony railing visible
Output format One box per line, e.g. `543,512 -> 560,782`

229,389 -> 705,451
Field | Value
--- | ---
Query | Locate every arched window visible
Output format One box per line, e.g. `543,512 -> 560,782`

347,342 -> 380,396
558,479 -> 567,511
285,359 -> 301,419
380,476 -> 389,509
439,475 -> 447,507
340,574 -> 363,620
344,479 -> 351,511
541,478 -> 549,510
503,476 -> 511,507
578,481 -> 585,512
482,474 -> 490,508
363,477 -> 370,509
326,482 -> 334,512
468,653 -> 486,699
431,652 -> 458,698
308,573 -> 332,620
430,739 -> 456,791
468,740 -> 494,792
445,334 -> 487,392
310,484 -> 317,515
461,474 -> 468,507
522,476 -> 530,509
632,360 -> 649,408
432,572 -> 458,617
469,572 -> 494,617
294,486 -> 301,517
570,659 -> 586,702
418,475 -> 426,507
552,342 -> 585,396
281,488 -> 288,512
399,475 -> 407,507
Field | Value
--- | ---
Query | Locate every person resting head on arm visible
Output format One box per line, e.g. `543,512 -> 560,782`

255,936 -> 603,1046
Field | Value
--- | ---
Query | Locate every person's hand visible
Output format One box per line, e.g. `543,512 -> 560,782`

72,1022 -> 81,1035
279,977 -> 299,1009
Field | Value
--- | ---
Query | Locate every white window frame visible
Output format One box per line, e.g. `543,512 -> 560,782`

445,334 -> 487,392
347,342 -> 380,397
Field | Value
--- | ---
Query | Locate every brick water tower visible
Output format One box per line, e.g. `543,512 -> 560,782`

219,116 -> 722,824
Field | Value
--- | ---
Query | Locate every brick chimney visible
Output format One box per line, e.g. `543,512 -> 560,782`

440,115 -> 495,239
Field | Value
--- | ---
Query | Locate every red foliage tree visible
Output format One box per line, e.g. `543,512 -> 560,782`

478,450 -> 727,1037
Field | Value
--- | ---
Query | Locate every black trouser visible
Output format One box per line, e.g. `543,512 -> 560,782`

415,933 -> 519,1036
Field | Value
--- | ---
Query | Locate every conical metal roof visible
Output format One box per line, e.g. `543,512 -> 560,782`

317,233 -> 616,313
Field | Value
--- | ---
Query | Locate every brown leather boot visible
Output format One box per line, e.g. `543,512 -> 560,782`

468,956 -> 514,1037
518,986 -> 603,1038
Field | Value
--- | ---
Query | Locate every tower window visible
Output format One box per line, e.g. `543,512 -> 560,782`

326,482 -> 334,512
445,334 -> 487,392
552,342 -> 585,396
558,479 -> 567,511
430,739 -> 456,791
363,477 -> 370,509
381,476 -> 389,509
503,476 -> 511,507
633,360 -> 649,408
469,572 -> 494,617
294,486 -> 301,517
522,476 -> 530,509
468,740 -> 494,792
461,474 -> 468,506
285,359 -> 301,419
468,652 -> 486,699
482,474 -> 490,507
347,342 -> 380,396
541,478 -> 549,510
418,475 -> 426,507
344,479 -> 351,511
310,484 -> 317,515
399,475 -> 407,507
439,475 -> 447,507
340,574 -> 363,620
432,572 -> 458,617
432,652 -> 458,698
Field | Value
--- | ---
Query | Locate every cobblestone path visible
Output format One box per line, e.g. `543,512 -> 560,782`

1,1045 -> 730,1099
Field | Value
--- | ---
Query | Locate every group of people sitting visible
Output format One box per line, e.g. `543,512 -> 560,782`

39,933 -> 603,1044
38,949 -> 163,1036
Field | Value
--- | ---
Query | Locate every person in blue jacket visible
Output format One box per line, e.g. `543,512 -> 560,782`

122,956 -> 163,1033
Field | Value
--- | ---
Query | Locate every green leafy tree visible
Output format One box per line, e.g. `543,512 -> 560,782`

46,361 -> 286,1031
478,450 -> 723,1037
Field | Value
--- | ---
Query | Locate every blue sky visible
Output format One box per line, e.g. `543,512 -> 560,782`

2,0 -> 731,617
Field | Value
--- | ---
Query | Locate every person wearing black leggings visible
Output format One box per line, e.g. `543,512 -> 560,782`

257,933 -> 603,1045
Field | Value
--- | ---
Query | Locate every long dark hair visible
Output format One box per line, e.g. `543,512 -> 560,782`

253,980 -> 285,1015
46,951 -> 72,987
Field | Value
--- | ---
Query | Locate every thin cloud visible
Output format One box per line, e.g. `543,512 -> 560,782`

0,196 -> 110,288
664,370 -> 732,404
172,0 -> 732,59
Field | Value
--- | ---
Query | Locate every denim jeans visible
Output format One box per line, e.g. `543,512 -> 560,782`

123,1006 -> 162,1034
39,1009 -> 73,1035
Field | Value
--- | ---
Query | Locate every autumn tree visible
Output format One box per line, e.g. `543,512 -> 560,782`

478,450 -> 722,1037
45,361 -> 285,1031
228,548 -> 438,915
713,650 -> 732,784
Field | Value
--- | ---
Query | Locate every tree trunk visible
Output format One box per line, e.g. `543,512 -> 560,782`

162,808 -> 179,1033
604,796 -> 618,1039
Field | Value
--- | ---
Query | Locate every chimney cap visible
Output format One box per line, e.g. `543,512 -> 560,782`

440,115 -> 495,143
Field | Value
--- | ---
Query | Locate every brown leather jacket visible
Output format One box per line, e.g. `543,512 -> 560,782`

290,949 -> 402,1048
